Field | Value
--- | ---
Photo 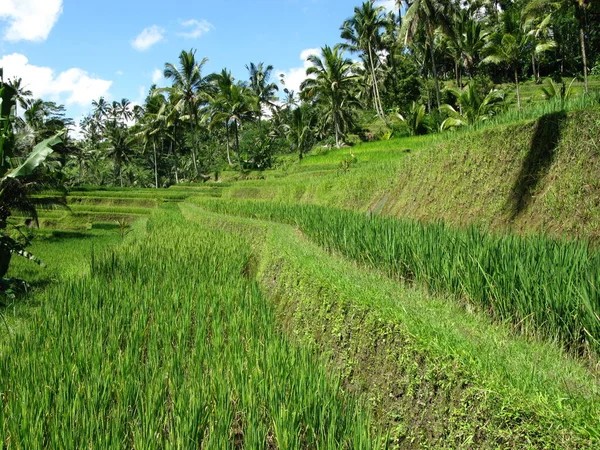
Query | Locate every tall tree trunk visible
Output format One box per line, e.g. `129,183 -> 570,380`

191,116 -> 199,177
153,140 -> 158,189
531,53 -> 538,84
455,60 -> 460,88
225,122 -> 233,166
367,44 -> 385,121
169,136 -> 179,184
425,74 -> 432,113
234,122 -> 241,164
428,27 -> 441,110
191,138 -> 199,177
579,16 -> 589,94
334,108 -> 341,148
515,68 -> 521,109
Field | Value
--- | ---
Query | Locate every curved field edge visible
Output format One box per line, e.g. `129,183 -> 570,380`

192,197 -> 600,358
220,109 -> 600,241
181,203 -> 600,448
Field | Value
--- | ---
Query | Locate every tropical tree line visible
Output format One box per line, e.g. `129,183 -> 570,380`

4,0 -> 600,187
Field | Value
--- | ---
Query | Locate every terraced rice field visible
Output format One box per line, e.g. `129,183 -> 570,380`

2,181 -> 600,448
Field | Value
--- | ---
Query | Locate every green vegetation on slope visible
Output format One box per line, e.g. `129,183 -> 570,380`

181,203 -> 600,448
193,197 -> 600,356
222,109 -> 600,240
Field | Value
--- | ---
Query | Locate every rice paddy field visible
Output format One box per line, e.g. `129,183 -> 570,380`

3,109 -> 600,448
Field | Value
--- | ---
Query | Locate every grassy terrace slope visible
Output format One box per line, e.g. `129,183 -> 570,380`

182,203 -> 600,448
222,109 -> 600,240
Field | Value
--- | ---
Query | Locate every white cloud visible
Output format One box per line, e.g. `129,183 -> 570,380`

151,68 -> 163,84
178,19 -> 214,39
137,86 -> 147,103
0,53 -> 112,107
131,25 -> 165,51
374,0 -> 397,13
277,48 -> 321,95
0,0 -> 63,42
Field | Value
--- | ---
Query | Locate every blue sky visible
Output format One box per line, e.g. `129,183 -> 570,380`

0,0 -> 396,126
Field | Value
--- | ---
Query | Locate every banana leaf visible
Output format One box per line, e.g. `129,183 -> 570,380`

5,133 -> 62,180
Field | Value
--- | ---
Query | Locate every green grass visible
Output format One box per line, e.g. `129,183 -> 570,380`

180,202 -> 600,447
1,226 -> 126,355
66,204 -> 155,215
67,196 -> 160,208
193,197 -> 600,357
0,206 -> 382,448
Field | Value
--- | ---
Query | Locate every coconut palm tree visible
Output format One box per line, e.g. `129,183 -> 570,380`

399,0 -> 456,110
482,33 -> 528,108
206,69 -> 256,166
113,98 -> 133,124
91,96 -> 110,122
444,8 -> 489,87
246,62 -> 279,128
93,98 -> 134,187
524,0 -> 594,94
163,49 -> 211,177
340,1 -> 387,120
482,18 -> 554,108
6,77 -> 32,116
136,107 -> 165,188
300,45 -> 359,148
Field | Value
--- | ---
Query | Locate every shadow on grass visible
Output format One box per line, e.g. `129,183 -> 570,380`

506,111 -> 567,221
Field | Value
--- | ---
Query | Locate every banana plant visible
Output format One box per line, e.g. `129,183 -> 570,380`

397,102 -> 427,136
0,69 -> 63,279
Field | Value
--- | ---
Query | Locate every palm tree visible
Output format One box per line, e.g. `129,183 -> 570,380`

113,98 -> 133,124
91,96 -> 110,122
482,17 -> 554,108
6,77 -> 32,116
163,49 -> 211,177
524,0 -> 593,94
300,45 -> 359,148
482,33 -> 528,108
136,107 -> 165,188
399,0 -> 455,110
93,98 -> 134,187
340,1 -> 387,120
206,69 -> 255,166
104,123 -> 130,187
285,103 -> 317,160
444,8 -> 489,88
246,62 -> 279,128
